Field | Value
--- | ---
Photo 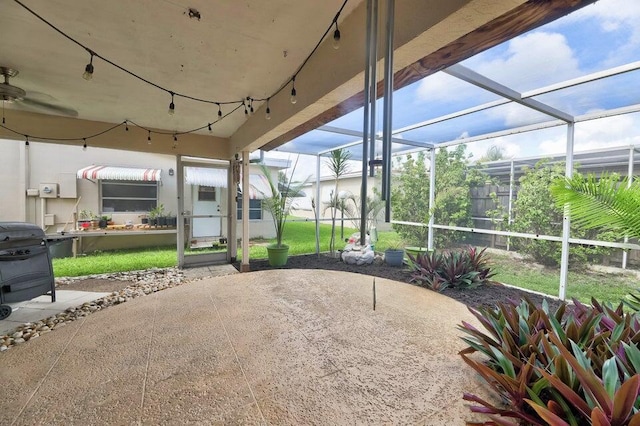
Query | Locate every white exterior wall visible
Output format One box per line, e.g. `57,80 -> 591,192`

296,174 -> 392,231
0,139 -> 277,248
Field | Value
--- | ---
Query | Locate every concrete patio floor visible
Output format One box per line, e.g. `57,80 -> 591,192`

0,269 -> 494,425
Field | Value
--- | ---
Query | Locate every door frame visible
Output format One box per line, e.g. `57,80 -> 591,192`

176,156 -> 232,268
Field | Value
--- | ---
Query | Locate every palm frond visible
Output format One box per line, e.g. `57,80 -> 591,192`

550,173 -> 640,240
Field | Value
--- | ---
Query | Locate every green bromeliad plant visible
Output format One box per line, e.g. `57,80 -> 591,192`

459,297 -> 640,425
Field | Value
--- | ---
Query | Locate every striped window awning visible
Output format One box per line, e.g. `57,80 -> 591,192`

185,167 -> 227,188
185,167 -> 272,199
77,165 -> 161,181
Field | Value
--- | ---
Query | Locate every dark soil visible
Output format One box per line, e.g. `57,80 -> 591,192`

238,253 -> 566,312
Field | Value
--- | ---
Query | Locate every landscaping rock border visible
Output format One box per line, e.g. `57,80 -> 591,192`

1,268 -> 188,353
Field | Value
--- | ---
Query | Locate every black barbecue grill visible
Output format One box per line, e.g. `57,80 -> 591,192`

0,222 -> 56,320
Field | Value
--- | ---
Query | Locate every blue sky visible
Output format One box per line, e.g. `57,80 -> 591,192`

272,0 -> 640,179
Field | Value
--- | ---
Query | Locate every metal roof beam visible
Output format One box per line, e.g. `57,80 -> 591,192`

444,64 -> 575,123
317,125 -> 433,148
436,119 -> 565,148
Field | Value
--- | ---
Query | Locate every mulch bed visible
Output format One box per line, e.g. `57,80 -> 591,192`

237,253 -> 565,312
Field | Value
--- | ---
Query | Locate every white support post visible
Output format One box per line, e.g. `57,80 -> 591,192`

427,148 -> 436,250
506,160 -> 515,251
622,146 -> 634,269
315,154 -> 321,256
227,165 -> 237,262
176,155 -> 185,268
241,151 -> 250,272
559,123 -> 575,301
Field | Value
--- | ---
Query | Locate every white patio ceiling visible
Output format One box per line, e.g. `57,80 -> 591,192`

0,0 -> 597,159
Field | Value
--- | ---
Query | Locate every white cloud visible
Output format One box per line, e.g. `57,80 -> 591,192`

539,114 -> 640,155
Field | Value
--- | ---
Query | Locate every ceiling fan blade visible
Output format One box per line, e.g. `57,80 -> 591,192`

20,97 -> 78,117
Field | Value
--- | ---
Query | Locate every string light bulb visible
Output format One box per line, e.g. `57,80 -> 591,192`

265,98 -> 271,120
82,138 -> 87,151
290,78 -> 297,104
25,135 -> 29,147
249,98 -> 254,115
243,101 -> 248,116
147,130 -> 152,144
83,51 -> 94,81
217,103 -> 222,119
208,123 -> 212,132
168,92 -> 175,115
332,21 -> 341,49
125,121 -> 129,131
172,134 -> 178,149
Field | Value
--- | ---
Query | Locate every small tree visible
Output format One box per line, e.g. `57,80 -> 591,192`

325,149 -> 351,255
391,145 -> 486,249
510,160 -> 614,266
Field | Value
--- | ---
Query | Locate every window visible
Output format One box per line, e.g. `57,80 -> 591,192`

101,180 -> 158,213
198,186 -> 216,201
237,198 -> 262,220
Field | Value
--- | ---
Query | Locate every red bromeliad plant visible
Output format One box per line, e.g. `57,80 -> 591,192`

408,246 -> 495,291
459,297 -> 640,425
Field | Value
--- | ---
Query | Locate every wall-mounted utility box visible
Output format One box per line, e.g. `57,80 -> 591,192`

58,173 -> 77,199
44,214 -> 55,226
39,183 -> 58,198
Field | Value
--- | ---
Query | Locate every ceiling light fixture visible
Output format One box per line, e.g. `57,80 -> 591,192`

168,92 -> 175,115
333,21 -> 341,49
290,77 -> 297,104
83,51 -> 94,81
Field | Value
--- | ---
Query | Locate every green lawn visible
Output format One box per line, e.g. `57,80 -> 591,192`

52,224 -> 639,307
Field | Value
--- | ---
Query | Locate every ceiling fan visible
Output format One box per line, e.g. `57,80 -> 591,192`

1,66 -> 78,117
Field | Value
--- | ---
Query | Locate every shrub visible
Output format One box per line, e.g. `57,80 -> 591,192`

409,246 -> 495,291
459,297 -> 640,425
510,160 -> 616,267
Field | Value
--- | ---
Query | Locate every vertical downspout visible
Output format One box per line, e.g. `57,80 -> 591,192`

381,0 -> 395,223
558,122 -> 575,301
360,0 -> 373,245
368,0 -> 379,178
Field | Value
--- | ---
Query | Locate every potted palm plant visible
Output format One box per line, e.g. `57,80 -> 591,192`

260,158 -> 306,266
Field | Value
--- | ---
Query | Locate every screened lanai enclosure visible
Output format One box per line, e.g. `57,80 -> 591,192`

271,0 -> 640,301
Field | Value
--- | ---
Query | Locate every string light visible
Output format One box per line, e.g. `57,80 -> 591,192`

83,50 -> 94,81
6,0 -> 349,143
290,77 -> 297,104
333,21 -> 341,49
168,92 -> 175,115
172,134 -> 178,149
82,138 -> 87,151
208,123 -> 212,132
